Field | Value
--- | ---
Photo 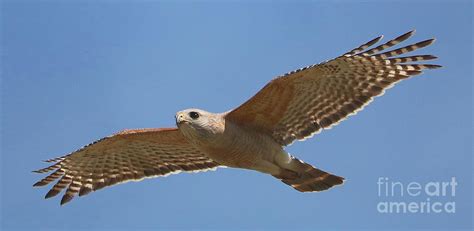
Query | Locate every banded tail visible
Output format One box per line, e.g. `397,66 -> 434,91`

275,157 -> 344,192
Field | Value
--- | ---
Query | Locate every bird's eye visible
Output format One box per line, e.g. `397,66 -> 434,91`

189,111 -> 200,119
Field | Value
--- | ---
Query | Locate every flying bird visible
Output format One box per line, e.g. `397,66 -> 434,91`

33,30 -> 440,205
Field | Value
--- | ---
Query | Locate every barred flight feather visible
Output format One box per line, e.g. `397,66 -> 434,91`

226,30 -> 440,146
33,128 -> 220,205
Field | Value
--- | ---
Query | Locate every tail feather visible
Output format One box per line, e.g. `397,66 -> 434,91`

275,157 -> 344,192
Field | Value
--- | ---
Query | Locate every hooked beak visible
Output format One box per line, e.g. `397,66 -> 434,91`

175,113 -> 186,127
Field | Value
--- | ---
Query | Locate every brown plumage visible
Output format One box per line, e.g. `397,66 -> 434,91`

33,128 -> 219,205
34,30 -> 440,205
226,30 -> 440,145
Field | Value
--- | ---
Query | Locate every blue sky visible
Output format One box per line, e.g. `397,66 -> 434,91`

1,1 -> 472,230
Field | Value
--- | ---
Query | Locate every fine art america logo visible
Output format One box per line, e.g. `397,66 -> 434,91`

377,177 -> 457,214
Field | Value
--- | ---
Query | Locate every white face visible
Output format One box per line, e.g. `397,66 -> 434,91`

175,109 -> 206,129
175,109 -> 224,141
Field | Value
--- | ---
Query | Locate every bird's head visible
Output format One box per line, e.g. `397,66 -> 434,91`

175,108 -> 225,141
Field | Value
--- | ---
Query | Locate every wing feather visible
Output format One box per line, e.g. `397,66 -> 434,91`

226,30 -> 440,146
33,128 -> 220,205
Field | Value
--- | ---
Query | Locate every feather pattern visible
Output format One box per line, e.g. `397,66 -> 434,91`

226,30 -> 440,146
33,128 -> 220,205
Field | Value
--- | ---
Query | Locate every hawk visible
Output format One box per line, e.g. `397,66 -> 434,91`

34,30 -> 440,205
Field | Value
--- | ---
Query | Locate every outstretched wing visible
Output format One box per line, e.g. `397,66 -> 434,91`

33,128 -> 220,205
226,30 -> 440,146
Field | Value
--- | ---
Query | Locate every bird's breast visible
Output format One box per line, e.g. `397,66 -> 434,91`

196,121 -> 281,169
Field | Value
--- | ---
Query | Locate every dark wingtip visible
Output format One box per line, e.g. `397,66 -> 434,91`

45,189 -> 61,199
398,30 -> 416,40
60,194 -> 73,206
78,187 -> 92,197
33,181 -> 47,187
417,38 -> 436,48
31,168 -> 48,173
424,55 -> 438,60
366,35 -> 384,48
426,64 -> 442,69
406,70 -> 423,76
373,35 -> 384,43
